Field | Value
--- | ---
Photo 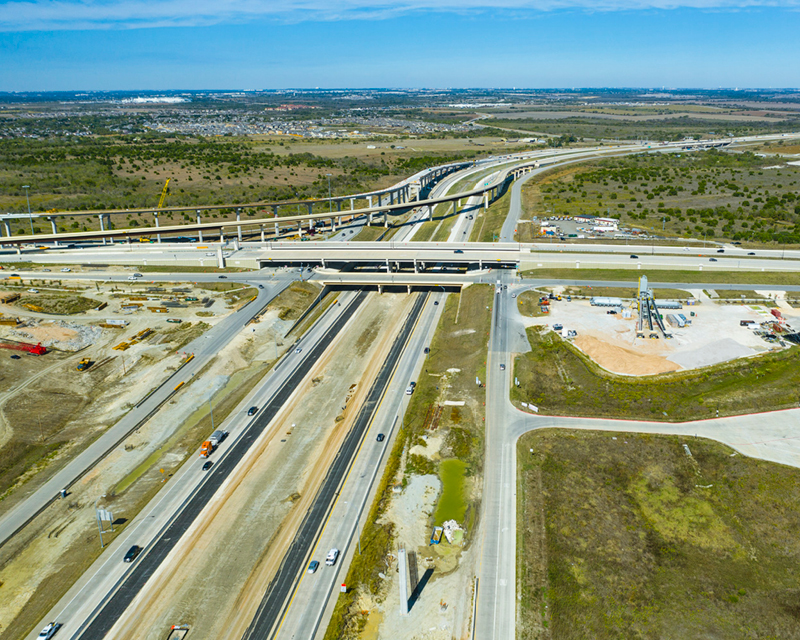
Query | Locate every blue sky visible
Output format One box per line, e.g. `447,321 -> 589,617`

1,1 -> 798,90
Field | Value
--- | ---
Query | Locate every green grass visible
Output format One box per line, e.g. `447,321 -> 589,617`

513,325 -> 800,421
516,290 -> 549,317
521,267 -> 800,286
470,187 -> 512,242
434,458 -> 468,525
518,429 -> 800,640
17,294 -> 99,315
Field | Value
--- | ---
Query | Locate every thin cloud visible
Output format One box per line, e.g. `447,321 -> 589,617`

1,0 -> 798,31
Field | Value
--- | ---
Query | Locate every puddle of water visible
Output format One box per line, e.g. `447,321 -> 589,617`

434,458 -> 468,525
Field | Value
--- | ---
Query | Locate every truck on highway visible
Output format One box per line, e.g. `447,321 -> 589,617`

199,440 -> 215,458
209,430 -> 227,447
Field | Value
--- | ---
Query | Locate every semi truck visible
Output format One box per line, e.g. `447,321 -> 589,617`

209,430 -> 227,447
199,440 -> 215,458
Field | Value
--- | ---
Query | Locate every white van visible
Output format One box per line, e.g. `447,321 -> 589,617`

325,548 -> 339,566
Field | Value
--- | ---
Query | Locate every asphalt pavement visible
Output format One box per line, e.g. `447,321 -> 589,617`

0,272 -> 296,551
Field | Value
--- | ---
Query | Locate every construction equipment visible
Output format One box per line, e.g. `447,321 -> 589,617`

77,358 -> 92,371
0,341 -> 46,355
157,178 -> 171,209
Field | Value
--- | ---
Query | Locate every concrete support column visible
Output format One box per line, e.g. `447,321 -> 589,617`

368,212 -> 373,225
307,203 -> 313,216
261,226 -> 266,243
378,284 -> 383,295
368,196 -> 373,207
452,201 -> 457,216
299,225 -> 303,238
331,217 -> 336,232
220,228 -> 225,243
484,193 -> 489,209
399,548 -> 409,616
479,259 -> 483,270
427,205 -> 433,220
48,217 -> 59,246
233,238 -> 240,251
98,215 -> 107,245
154,212 -> 162,244
196,212 -> 203,242
236,208 -> 242,242
337,200 -> 342,212
384,212 -> 388,228
216,246 -> 225,269
272,205 -> 279,217
413,259 -> 418,273
350,198 -> 355,211
3,221 -> 11,237
385,258 -> 390,274
390,191 -> 395,205
321,258 -> 326,268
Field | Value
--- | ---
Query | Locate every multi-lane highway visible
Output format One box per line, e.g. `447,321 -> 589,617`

0,271 -> 297,551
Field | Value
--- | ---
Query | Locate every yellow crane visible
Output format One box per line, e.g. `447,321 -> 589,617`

157,178 -> 170,209
140,179 -> 171,242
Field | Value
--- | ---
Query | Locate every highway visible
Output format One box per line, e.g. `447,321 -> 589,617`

0,271 -> 297,551
243,293 -> 427,640
31,290 -> 366,640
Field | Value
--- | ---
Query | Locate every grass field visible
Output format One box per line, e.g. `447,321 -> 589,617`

517,290 -> 549,317
512,326 -> 800,421
470,187 -> 512,242
522,149 -> 800,246
16,294 -> 99,315
266,281 -> 320,321
521,267 -> 800,286
518,429 -> 800,640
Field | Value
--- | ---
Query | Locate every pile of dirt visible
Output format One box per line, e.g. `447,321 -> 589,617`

573,335 -> 680,375
10,320 -> 104,351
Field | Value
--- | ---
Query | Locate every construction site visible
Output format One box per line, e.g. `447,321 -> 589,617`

518,276 -> 798,376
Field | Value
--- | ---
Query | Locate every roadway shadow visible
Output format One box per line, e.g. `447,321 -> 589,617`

112,517 -> 128,526
408,567 -> 433,612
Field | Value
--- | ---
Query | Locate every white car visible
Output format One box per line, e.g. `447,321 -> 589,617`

37,622 -> 61,639
60,268 -> 71,272
205,252 -> 215,257
295,347 -> 302,354
127,275 -> 138,281
27,288 -> 39,293
325,548 -> 339,566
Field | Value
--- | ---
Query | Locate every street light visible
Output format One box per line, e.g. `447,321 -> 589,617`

326,174 -> 333,213
22,185 -> 33,235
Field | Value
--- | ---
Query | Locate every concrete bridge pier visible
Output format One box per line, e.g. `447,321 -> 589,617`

98,215 -> 107,245
219,228 -> 225,243
484,193 -> 489,209
3,220 -> 10,238
337,201 -> 342,212
321,258 -> 326,268
260,226 -> 266,243
236,209 -> 242,242
154,212 -> 162,244
307,203 -> 313,216
368,196 -> 373,207
350,198 -> 355,211
48,217 -> 58,246
196,212 -> 203,242
383,212 -> 388,228
427,205 -> 433,220
378,284 -> 383,295
385,258 -> 390,274
274,222 -> 279,237
413,259 -> 418,273
452,201 -> 458,217
272,205 -> 279,217
407,284 -> 412,294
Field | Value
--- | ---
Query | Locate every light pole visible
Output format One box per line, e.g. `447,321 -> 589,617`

22,185 -> 33,235
326,174 -> 333,213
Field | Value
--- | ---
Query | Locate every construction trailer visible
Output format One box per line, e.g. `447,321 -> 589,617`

591,296 -> 624,307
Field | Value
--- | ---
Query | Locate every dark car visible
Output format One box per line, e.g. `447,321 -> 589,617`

500,363 -> 506,370
248,406 -> 258,416
717,249 -> 724,253
434,301 -> 439,306
258,284 -> 264,289
709,257 -> 718,262
454,249 -> 464,254
424,347 -> 430,354
376,433 -> 385,442
202,460 -> 214,471
748,252 -> 756,256
123,545 -> 141,563
218,275 -> 227,279
10,354 -> 20,359
307,560 -> 320,574
630,254 -> 639,259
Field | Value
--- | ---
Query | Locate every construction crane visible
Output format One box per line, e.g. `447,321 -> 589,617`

157,178 -> 170,209
0,341 -> 47,355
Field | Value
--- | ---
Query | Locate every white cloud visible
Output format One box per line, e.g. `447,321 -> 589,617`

1,0 -> 798,31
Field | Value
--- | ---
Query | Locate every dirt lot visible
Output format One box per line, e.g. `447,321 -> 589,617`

101,293 -> 415,640
518,429 -> 800,640
519,286 -> 789,375
0,276 -> 286,639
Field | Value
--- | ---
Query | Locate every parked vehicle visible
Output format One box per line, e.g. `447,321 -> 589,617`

430,526 -> 443,545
